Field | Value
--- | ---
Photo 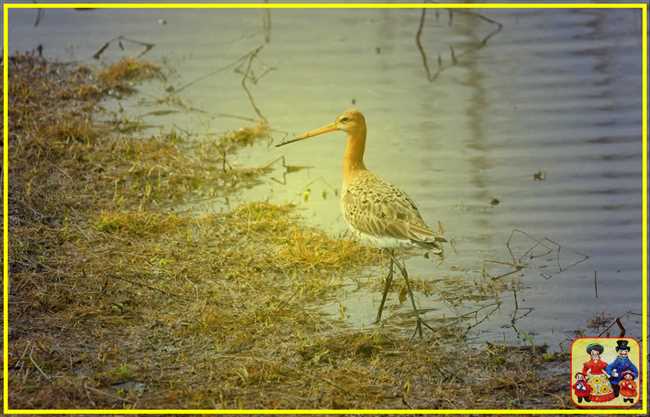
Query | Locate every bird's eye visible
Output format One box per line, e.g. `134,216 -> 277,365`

340,117 -> 350,123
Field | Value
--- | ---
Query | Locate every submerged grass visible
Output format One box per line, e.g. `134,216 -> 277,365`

5,53 -> 571,410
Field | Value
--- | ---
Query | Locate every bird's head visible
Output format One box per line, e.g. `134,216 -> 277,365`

334,109 -> 366,135
276,109 -> 366,148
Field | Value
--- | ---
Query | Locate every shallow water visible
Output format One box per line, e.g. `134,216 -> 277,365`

7,6 -> 644,348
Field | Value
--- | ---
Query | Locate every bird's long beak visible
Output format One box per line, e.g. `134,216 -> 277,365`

275,122 -> 338,147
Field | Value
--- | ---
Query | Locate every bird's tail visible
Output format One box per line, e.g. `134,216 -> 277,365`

412,235 -> 447,256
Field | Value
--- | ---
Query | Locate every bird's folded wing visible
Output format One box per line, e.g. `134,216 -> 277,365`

343,172 -> 445,245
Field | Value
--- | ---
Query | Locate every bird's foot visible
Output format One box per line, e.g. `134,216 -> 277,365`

409,317 -> 435,340
410,319 -> 423,340
373,305 -> 386,325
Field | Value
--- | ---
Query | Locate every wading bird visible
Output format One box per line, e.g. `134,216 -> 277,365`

276,109 -> 446,338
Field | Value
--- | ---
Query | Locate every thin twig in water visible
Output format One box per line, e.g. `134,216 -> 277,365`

510,288 -> 534,327
212,112 -> 259,123
92,36 -> 155,60
594,271 -> 598,298
484,228 -> 589,281
415,9 -> 437,81
449,45 -> 458,65
544,236 -> 589,273
174,53 -> 250,94
241,45 -> 268,122
463,303 -> 501,337
415,2 -> 503,82
452,8 -> 504,45
33,4 -> 44,27
598,317 -> 626,337
263,0 -> 272,43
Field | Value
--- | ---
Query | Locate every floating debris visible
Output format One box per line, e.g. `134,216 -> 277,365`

97,57 -> 162,93
533,170 -> 546,181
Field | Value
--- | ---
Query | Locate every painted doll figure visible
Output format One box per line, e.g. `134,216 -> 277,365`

619,370 -> 637,404
582,343 -> 615,402
605,340 -> 638,398
572,372 -> 591,403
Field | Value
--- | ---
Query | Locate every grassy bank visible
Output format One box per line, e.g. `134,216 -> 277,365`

4,53 -> 571,410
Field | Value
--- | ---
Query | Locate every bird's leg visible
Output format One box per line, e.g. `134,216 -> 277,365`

374,250 -> 395,324
393,257 -> 435,339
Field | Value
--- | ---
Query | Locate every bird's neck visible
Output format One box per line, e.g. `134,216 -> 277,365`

342,128 -> 367,183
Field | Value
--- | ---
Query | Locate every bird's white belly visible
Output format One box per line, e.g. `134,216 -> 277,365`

352,229 -> 412,248
344,220 -> 413,249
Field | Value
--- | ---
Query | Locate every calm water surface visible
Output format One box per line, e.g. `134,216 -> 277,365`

7,6 -> 644,348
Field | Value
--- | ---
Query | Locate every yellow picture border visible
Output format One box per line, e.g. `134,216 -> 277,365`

2,2 -> 647,415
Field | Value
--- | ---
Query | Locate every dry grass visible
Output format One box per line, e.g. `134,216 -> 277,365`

4,52 -> 573,410
97,57 -> 162,93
